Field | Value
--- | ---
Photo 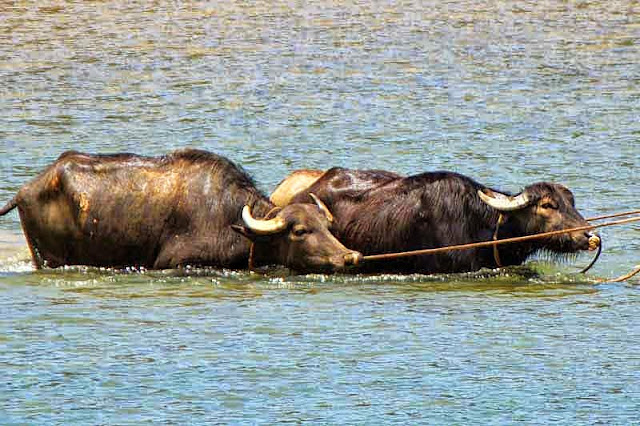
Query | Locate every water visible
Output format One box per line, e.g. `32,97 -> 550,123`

1,1 -> 639,424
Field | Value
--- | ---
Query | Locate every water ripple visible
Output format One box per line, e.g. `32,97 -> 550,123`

1,1 -> 640,424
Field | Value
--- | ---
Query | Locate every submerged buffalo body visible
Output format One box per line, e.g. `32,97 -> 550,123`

0,150 -> 361,272
285,167 -> 598,274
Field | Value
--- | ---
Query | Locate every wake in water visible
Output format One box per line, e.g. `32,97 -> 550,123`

0,230 -> 33,274
0,228 -> 604,290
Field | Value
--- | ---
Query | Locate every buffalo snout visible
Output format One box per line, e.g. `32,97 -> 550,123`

569,230 -> 593,251
321,249 -> 363,272
587,233 -> 601,251
344,251 -> 362,266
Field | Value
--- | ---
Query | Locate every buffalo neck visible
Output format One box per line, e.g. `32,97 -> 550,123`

243,194 -> 282,268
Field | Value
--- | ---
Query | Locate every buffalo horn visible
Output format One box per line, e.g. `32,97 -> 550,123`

478,189 -> 530,211
310,193 -> 333,223
241,205 -> 287,234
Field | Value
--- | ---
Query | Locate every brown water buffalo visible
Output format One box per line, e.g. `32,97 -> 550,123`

0,150 -> 361,272
284,167 -> 599,274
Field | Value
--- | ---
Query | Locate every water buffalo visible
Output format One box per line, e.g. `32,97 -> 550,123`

0,150 -> 361,272
283,167 -> 599,274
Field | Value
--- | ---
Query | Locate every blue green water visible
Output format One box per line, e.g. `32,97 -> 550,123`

1,2 -> 639,424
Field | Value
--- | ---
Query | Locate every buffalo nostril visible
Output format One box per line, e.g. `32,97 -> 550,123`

344,251 -> 362,266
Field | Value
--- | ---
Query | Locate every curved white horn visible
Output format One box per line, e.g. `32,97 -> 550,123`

309,193 -> 333,223
478,189 -> 530,211
241,205 -> 287,234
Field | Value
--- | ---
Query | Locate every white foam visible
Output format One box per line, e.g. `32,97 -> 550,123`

0,230 -> 33,273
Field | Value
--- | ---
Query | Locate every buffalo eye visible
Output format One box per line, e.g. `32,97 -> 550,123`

292,226 -> 309,237
540,202 -> 558,210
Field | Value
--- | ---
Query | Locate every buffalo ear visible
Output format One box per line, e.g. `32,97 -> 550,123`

231,224 -> 272,243
231,224 -> 253,239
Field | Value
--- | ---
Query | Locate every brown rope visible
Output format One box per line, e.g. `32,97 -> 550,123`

587,209 -> 640,222
603,265 -> 640,283
248,242 -> 255,271
362,215 -> 640,262
492,213 -> 505,267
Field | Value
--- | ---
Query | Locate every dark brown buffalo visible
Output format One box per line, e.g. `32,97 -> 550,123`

0,150 -> 361,272
285,167 -> 599,274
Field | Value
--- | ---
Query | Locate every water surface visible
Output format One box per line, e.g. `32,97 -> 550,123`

1,2 -> 639,424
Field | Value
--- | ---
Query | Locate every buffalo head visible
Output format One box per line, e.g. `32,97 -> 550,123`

232,194 -> 362,273
479,182 -> 599,253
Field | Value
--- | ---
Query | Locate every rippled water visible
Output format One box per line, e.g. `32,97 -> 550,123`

1,2 -> 639,424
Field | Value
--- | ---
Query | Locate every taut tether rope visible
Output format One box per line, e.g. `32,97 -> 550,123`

586,209 -> 640,222
362,215 -> 640,262
603,265 -> 640,283
361,214 -> 640,281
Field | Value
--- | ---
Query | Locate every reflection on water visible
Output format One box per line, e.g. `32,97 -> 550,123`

1,1 -> 639,424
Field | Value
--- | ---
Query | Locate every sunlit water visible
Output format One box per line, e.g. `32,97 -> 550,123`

1,2 -> 639,424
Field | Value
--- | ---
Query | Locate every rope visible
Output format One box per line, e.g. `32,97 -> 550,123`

587,209 -> 640,222
248,242 -> 255,271
603,265 -> 640,283
492,213 -> 505,267
362,215 -> 640,262
578,239 -> 602,274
